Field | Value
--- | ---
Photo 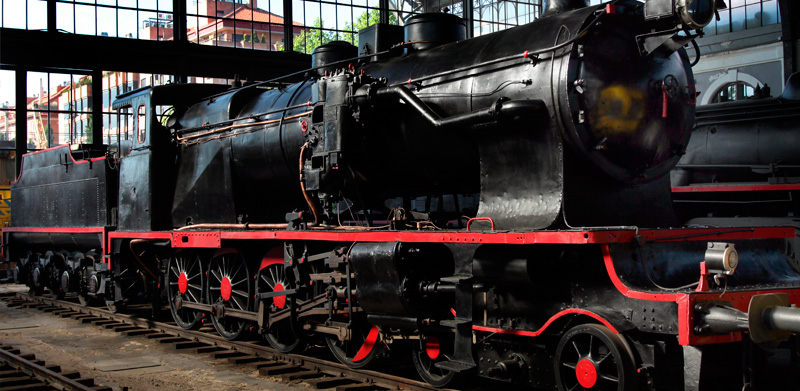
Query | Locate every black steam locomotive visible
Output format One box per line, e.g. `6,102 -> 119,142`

6,0 -> 800,389
671,72 -> 800,271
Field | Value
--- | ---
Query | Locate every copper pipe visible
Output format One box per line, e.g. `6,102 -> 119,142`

129,239 -> 160,280
176,111 -> 312,142
299,142 -> 322,226
175,223 -> 288,231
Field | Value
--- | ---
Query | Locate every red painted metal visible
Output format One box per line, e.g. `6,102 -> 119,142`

221,276 -> 232,301
272,283 -> 286,309
259,247 -> 284,271
576,359 -> 598,388
601,244 -> 800,346
178,273 -> 188,294
352,326 -> 381,362
672,183 -> 800,193
472,308 -> 620,338
424,336 -> 440,360
466,217 -> 495,231
215,226 -> 793,245
172,231 -> 221,248
695,262 -> 710,292
100,227 -> 794,251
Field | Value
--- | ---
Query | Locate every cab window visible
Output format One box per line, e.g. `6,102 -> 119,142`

137,104 -> 147,144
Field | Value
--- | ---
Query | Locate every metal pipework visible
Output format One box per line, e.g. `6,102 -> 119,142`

372,86 -> 546,131
762,306 -> 800,334
694,293 -> 800,345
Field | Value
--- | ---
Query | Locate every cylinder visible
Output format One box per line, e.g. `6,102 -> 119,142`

311,41 -> 358,76
403,13 -> 466,53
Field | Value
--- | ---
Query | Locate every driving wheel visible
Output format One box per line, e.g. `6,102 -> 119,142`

554,324 -> 636,391
167,250 -> 205,330
207,249 -> 252,340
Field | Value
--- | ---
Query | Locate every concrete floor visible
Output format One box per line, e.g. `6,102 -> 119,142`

0,284 -> 311,391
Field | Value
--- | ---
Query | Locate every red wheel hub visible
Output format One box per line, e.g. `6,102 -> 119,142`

576,359 -> 598,388
424,336 -> 440,360
178,272 -> 188,294
273,283 -> 286,309
221,276 -> 232,301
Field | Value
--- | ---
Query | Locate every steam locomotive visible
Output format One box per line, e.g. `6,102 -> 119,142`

6,0 -> 800,389
671,72 -> 800,271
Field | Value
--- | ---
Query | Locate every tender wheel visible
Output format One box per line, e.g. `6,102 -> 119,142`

207,249 -> 252,340
28,254 -> 45,296
167,250 -> 205,330
47,252 -> 68,299
411,334 -> 464,387
258,261 -> 304,352
554,324 -> 636,391
325,323 -> 383,369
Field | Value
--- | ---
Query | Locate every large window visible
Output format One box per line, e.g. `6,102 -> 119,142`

1,0 -> 545,52
703,0 -> 780,36
0,69 -> 16,144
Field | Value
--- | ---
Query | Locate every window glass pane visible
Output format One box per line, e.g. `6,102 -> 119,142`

762,0 -> 779,25
0,70 -> 15,107
27,0 -> 47,30
0,70 -> 16,145
75,4 -> 97,35
140,0 -> 158,11
3,0 -> 27,29
97,7 -> 118,37
731,6 -> 745,32
158,0 -> 172,12
716,8 -> 731,34
745,4 -> 761,28
56,2 -> 75,33
137,104 -> 146,143
118,8 -> 137,38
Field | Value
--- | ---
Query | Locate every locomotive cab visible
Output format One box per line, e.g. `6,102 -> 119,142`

112,84 -> 228,231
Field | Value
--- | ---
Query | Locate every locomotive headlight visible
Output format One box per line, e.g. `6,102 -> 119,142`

644,0 -> 721,30
676,0 -> 716,29
705,242 -> 738,275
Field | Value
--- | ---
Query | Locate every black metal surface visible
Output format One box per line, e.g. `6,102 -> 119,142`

403,13 -> 466,53
155,0 -> 696,230
11,146 -> 115,229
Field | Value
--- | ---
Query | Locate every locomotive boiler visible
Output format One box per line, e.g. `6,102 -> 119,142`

7,0 -> 800,390
165,0 -> 701,231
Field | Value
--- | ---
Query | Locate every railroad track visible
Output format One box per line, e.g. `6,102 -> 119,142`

0,344 -> 111,391
2,292 -> 450,391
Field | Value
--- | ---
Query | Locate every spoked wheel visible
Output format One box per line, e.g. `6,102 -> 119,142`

207,249 -> 252,340
554,324 -> 636,391
411,334 -> 464,387
325,323 -> 383,369
167,250 -> 206,330
258,262 -> 305,352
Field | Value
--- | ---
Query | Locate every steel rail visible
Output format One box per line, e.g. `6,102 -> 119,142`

11,292 -> 444,391
0,345 -> 100,391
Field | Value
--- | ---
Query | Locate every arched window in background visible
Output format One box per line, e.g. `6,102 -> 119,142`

711,81 -> 755,103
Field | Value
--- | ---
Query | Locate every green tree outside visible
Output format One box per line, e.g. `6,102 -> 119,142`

293,9 -> 398,54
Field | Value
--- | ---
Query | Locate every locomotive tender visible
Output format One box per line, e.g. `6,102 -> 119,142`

6,0 -> 800,389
